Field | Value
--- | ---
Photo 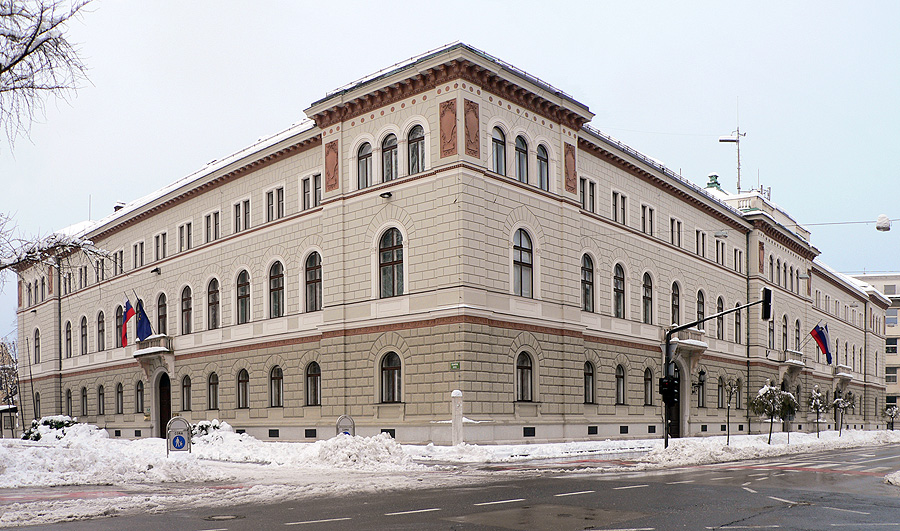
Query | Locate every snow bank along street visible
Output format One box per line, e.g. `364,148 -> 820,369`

0,418 -> 899,527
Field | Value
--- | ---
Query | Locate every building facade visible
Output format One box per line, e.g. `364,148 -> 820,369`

850,274 -> 900,412
14,44 -> 888,443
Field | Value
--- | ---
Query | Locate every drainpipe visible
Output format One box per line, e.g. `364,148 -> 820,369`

745,230 -> 752,433
57,259 -> 63,414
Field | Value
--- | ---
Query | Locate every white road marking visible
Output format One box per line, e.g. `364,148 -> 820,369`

554,490 -> 595,497
748,473 -> 768,477
710,476 -> 733,481
285,518 -> 352,526
743,487 -> 758,494
768,496 -> 797,505
385,508 -> 441,516
613,484 -> 649,490
666,479 -> 695,484
473,498 -> 525,506
706,526 -> 780,529
754,476 -> 770,481
742,482 -> 752,486
824,507 -> 870,515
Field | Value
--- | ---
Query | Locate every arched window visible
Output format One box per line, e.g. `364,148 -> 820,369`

697,372 -> 706,408
790,266 -> 794,292
237,369 -> 250,409
614,264 -> 626,319
40,277 -> 45,300
115,383 -> 123,414
237,270 -> 250,324
776,259 -> 781,285
795,319 -> 801,350
65,389 -> 72,417
408,125 -> 425,175
157,293 -> 167,335
208,373 -> 219,410
782,315 -> 788,351
306,361 -> 321,406
270,366 -> 283,407
615,365 -> 626,404
96,312 -> 105,351
696,291 -> 705,329
181,286 -> 192,334
65,321 -> 72,358
783,263 -> 788,288
135,381 -> 144,413
717,377 -> 725,408
492,127 -> 506,175
671,283 -> 680,326
642,273 -> 653,324
537,145 -> 549,191
33,392 -> 41,419
33,328 -> 41,363
581,255 -> 594,312
735,303 -> 742,344
357,142 -> 372,189
207,279 -> 219,330
769,256 -> 774,282
382,134 -> 398,182
515,135 -> 528,183
306,252 -> 322,312
716,297 -> 724,339
81,387 -> 88,416
644,368 -> 653,405
381,352 -> 401,403
513,229 -> 533,298
115,305 -> 124,348
182,376 -> 192,411
269,261 -> 284,318
516,352 -> 533,402
379,229 -> 404,298
584,361 -> 595,404
97,386 -> 105,416
26,284 -> 32,306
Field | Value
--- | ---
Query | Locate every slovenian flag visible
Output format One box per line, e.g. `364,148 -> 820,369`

122,299 -> 136,347
810,324 -> 832,365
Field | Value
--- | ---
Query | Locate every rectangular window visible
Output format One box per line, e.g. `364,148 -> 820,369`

277,187 -> 284,218
178,223 -> 192,252
266,190 -> 275,222
887,367 -> 898,383
303,178 -> 311,210
612,191 -> 626,224
733,249 -> 743,273
154,233 -> 167,261
314,174 -> 322,206
670,218 -> 682,247
266,187 -> 284,221
234,203 -> 242,233
132,243 -> 144,269
641,205 -> 654,236
887,338 -> 897,354
885,284 -> 896,295
243,199 -> 250,230
695,230 -> 706,257
204,211 -> 220,243
579,178 -> 587,210
715,239 -> 726,266
887,309 -> 898,326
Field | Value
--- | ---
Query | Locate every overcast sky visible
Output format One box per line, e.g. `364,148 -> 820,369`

2,0 -> 899,343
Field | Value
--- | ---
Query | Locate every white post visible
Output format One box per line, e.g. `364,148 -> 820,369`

451,390 -> 463,446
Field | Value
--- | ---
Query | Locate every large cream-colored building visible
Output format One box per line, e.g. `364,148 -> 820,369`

14,44 -> 888,443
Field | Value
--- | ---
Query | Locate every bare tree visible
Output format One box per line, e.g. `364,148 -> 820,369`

0,0 -> 90,146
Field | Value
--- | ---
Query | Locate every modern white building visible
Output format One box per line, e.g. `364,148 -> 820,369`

850,273 -> 900,412
13,44 -> 888,443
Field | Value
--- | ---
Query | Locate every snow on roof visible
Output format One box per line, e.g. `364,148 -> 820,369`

80,119 -> 316,239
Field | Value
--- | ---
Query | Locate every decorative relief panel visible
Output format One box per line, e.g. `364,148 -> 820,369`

758,242 -> 765,273
324,140 -> 339,192
439,99 -> 457,158
564,143 -> 577,193
464,99 -> 479,158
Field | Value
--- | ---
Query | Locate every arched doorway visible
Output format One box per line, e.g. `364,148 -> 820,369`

158,373 -> 171,438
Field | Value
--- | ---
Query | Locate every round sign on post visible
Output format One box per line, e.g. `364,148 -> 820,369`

336,415 -> 355,437
166,416 -> 192,457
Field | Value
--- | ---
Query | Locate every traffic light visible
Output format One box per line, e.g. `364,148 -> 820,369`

760,287 -> 773,321
659,377 -> 680,404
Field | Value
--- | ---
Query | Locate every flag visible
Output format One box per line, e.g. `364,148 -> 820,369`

810,324 -> 832,365
122,299 -> 136,347
135,299 -> 153,342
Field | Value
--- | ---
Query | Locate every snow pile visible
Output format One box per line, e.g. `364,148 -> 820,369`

643,429 -> 900,468
408,439 -> 657,463
191,422 -> 417,470
886,470 -> 900,487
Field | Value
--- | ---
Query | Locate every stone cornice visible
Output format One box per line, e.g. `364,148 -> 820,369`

750,219 -> 817,261
92,136 -> 322,241
577,137 -> 749,233
310,59 -> 590,132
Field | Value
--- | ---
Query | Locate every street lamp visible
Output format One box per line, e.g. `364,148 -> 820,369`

719,128 -> 746,193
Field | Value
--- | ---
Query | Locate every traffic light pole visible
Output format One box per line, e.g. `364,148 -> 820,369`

662,288 -> 771,448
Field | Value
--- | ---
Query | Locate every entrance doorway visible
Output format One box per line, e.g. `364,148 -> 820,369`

158,373 -> 171,438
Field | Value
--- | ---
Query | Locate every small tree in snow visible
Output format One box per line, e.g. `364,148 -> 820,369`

779,390 -> 800,445
750,378 -> 781,444
884,405 -> 898,431
808,385 -> 830,438
832,391 -> 855,436
724,377 -> 739,445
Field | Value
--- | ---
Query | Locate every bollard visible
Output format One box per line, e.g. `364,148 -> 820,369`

451,389 -> 463,446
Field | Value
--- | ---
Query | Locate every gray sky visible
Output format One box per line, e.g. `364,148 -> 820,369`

2,0 -> 899,343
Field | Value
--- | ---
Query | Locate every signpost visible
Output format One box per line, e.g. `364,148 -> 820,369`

166,416 -> 192,457
336,415 -> 355,436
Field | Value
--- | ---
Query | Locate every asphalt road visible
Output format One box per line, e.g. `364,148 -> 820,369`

18,444 -> 900,530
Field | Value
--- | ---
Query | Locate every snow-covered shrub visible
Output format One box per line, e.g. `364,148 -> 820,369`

21,415 -> 79,441
191,419 -> 232,439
